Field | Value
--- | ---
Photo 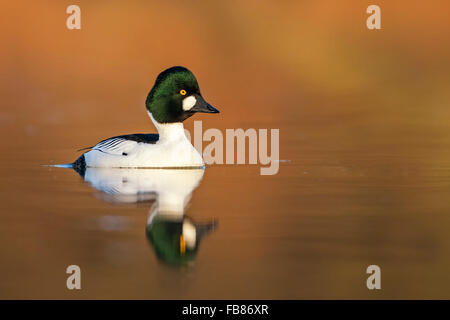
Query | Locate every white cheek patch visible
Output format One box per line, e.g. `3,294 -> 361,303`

182,95 -> 197,111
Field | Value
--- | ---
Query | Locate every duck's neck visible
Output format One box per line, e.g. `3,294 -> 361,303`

148,111 -> 187,142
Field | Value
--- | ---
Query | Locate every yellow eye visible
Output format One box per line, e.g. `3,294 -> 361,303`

180,89 -> 187,95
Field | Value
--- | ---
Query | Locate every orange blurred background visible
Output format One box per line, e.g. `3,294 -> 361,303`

1,1 -> 450,299
1,1 -> 449,154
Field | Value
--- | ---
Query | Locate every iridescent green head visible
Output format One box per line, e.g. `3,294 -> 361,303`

146,66 -> 219,123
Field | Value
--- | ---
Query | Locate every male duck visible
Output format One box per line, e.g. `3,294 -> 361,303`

73,66 -> 219,171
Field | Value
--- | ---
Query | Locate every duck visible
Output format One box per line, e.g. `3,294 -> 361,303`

72,66 -> 219,172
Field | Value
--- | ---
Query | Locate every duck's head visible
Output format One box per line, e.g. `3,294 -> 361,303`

146,66 -> 219,124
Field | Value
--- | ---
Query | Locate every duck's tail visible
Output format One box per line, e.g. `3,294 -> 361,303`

71,154 -> 86,177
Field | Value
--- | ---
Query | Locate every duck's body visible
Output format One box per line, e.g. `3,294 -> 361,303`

72,66 -> 218,170
78,115 -> 203,169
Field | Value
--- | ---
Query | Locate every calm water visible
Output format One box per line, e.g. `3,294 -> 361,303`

1,118 -> 450,299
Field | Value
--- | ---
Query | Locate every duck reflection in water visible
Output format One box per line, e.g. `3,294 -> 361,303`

74,166 -> 217,266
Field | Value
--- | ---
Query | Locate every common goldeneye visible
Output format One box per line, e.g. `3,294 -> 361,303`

73,66 -> 219,171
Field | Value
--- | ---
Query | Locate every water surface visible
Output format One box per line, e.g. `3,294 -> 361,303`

1,121 -> 450,299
